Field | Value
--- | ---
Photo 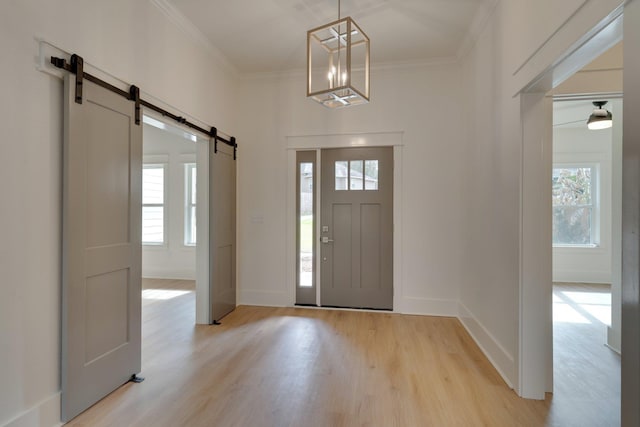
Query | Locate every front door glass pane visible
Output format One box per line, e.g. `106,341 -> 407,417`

350,160 -> 364,190
335,161 -> 348,190
300,162 -> 313,287
364,160 -> 379,190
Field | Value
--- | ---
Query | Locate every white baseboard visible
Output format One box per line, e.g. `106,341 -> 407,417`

239,289 -> 288,307
398,296 -> 459,317
239,291 -> 459,317
141,271 -> 196,281
607,326 -> 622,354
458,302 -> 515,389
2,393 -> 61,427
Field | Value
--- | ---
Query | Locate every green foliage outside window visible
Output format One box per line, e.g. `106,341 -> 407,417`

552,167 -> 593,245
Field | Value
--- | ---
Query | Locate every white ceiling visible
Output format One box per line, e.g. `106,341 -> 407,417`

164,0 -> 491,73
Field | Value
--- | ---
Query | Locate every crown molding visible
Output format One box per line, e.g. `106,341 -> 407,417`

151,0 -> 493,79
149,0 -> 237,75
456,0 -> 500,61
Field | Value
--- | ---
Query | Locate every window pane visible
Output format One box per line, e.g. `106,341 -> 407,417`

552,166 -> 594,245
190,165 -> 197,201
552,167 -> 592,206
142,206 -> 164,244
300,163 -> 313,216
299,162 -> 313,287
335,161 -> 348,191
187,206 -> 196,245
364,160 -> 379,190
185,164 -> 197,246
350,160 -> 364,190
553,206 -> 592,245
143,166 -> 164,204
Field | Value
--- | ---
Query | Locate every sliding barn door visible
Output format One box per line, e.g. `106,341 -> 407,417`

61,74 -> 142,421
210,141 -> 236,322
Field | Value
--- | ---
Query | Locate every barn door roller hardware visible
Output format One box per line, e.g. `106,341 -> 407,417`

129,85 -> 141,125
71,54 -> 83,103
50,53 -> 238,159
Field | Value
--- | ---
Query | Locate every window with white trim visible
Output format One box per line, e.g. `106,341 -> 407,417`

552,165 -> 599,246
142,164 -> 166,245
184,163 -> 197,246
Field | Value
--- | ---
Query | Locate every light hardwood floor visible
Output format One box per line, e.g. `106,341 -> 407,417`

65,279 -> 617,427
552,282 -> 620,426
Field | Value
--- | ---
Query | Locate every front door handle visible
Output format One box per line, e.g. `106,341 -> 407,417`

321,236 -> 334,243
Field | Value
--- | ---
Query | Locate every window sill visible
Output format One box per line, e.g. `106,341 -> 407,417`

553,244 -> 606,254
142,244 -> 167,250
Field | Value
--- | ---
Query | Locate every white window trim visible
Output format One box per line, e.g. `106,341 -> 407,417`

552,163 -> 600,248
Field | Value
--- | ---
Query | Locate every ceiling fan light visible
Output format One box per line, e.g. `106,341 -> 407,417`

586,101 -> 613,130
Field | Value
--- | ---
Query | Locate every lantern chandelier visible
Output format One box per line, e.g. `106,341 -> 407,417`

307,0 -> 370,108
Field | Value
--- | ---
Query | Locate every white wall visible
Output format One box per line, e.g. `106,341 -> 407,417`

621,3 -> 640,422
552,125 -> 613,283
235,63 -> 466,314
609,98 -> 623,352
458,2 -> 523,386
142,123 -> 197,280
0,1 -> 237,425
459,0 -> 625,392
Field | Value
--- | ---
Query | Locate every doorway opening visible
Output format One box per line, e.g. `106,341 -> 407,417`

142,116 -> 200,324
517,6 -> 625,401
521,35 -> 622,425
294,146 -> 393,310
548,42 -> 622,424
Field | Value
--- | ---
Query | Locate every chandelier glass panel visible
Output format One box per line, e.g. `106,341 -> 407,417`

307,16 -> 370,108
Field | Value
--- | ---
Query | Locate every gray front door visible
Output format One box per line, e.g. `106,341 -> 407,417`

210,141 -> 236,322
61,74 -> 142,421
320,147 -> 393,309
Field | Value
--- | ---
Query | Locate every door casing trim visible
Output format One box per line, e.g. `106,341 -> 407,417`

286,132 -> 404,311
